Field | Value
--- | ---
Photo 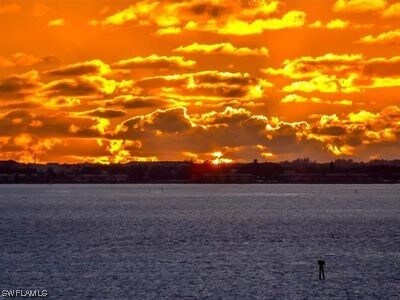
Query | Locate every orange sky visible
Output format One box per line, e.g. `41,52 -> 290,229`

1,0 -> 400,163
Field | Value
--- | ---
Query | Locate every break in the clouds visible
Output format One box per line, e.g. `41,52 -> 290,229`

0,0 -> 399,163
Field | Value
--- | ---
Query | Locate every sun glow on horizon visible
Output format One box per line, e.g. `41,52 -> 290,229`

211,152 -> 234,165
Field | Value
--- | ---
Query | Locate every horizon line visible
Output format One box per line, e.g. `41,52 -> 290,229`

2,158 -> 400,166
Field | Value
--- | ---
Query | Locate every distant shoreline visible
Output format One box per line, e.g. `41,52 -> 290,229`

0,182 -> 399,185
1,159 -> 400,184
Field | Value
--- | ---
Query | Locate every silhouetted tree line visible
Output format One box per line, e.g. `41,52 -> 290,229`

0,158 -> 400,183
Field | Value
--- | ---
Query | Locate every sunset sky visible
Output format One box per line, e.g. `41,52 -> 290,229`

1,0 -> 400,163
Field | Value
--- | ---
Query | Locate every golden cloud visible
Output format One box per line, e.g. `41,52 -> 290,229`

1,101 -> 399,162
91,1 -> 306,36
282,74 -> 360,94
90,1 -> 158,26
157,27 -> 182,35
47,59 -> 111,76
382,2 -> 400,18
0,109 -> 101,139
309,19 -> 367,30
333,0 -> 387,13
133,70 -> 272,101
174,42 -> 269,56
0,71 -> 41,99
48,18 -> 65,27
112,55 -> 196,69
105,95 -> 173,109
306,105 -> 400,156
95,138 -> 143,164
281,94 -> 352,106
119,107 -> 194,134
217,11 -> 306,35
42,78 -> 103,98
0,53 -> 57,68
359,29 -> 400,44
108,105 -> 321,162
326,19 -> 349,29
0,133 -> 62,163
266,53 -> 400,91
78,108 -> 127,119
264,53 -> 364,79
91,0 -> 281,28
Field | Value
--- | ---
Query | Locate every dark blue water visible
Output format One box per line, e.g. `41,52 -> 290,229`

1,184 -> 399,299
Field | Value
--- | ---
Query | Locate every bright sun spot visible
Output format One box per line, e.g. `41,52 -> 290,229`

211,151 -> 233,164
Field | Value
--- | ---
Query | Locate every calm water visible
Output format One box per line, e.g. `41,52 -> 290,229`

0,184 -> 399,299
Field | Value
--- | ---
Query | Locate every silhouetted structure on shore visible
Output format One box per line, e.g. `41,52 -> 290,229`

0,158 -> 400,184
